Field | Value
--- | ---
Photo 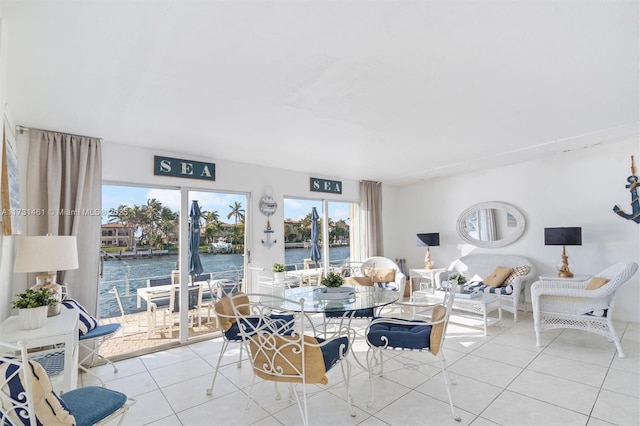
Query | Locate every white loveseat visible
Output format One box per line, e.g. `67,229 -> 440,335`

435,253 -> 536,321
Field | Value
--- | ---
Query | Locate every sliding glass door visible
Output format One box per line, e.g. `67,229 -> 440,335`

283,197 -> 358,270
99,184 -> 247,358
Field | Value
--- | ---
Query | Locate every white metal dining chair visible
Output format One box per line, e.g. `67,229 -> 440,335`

227,292 -> 356,426
365,283 -> 461,422
0,340 -> 135,426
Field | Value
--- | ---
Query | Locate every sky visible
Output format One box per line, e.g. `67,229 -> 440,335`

102,185 -> 351,224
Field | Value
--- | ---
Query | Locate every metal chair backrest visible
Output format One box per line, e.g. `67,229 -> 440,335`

147,277 -> 173,287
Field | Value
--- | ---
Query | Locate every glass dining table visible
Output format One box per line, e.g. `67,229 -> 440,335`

259,285 -> 400,314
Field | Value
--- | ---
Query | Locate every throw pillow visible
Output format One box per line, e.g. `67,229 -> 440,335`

249,334 -> 328,385
503,265 -> 530,285
60,299 -> 98,336
344,276 -> 373,287
586,276 -> 610,290
370,268 -> 395,283
483,266 -> 513,288
214,292 -> 250,331
0,359 -> 76,425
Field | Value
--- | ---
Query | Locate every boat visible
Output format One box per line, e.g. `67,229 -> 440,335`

211,238 -> 233,254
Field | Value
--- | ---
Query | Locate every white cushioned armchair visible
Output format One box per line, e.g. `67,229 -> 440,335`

345,256 -> 406,298
436,253 -> 536,322
531,262 -> 638,357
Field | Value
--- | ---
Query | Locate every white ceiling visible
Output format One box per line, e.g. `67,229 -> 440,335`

3,1 -> 638,185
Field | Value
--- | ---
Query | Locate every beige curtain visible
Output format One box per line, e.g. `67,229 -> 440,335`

360,180 -> 383,258
26,130 -> 102,314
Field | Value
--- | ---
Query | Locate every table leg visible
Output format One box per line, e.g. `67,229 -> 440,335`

482,305 -> 488,337
146,303 -> 153,339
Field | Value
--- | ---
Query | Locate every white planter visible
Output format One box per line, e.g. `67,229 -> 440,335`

274,272 -> 285,282
18,306 -> 48,330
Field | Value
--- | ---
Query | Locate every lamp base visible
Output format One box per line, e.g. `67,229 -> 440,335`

425,247 -> 434,270
557,245 -> 574,279
31,279 -> 62,316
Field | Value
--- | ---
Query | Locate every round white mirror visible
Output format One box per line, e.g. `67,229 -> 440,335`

456,201 -> 526,248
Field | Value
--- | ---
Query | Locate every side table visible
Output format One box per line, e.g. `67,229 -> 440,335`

408,268 -> 446,298
0,308 -> 79,394
539,274 -> 592,282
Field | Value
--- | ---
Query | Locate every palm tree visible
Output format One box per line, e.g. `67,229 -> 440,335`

227,202 -> 245,246
227,202 -> 245,226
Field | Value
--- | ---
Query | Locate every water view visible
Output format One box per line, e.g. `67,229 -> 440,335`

99,246 -> 350,318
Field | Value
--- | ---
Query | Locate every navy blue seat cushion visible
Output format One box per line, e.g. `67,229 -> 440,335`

224,314 -> 295,341
325,308 -> 374,319
367,317 -> 432,350
79,323 -> 121,341
316,336 -> 349,372
60,386 -> 127,426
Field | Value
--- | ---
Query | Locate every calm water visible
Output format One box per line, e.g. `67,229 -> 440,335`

99,246 -> 350,318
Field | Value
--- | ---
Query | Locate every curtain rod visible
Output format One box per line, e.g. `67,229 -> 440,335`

16,125 -> 103,141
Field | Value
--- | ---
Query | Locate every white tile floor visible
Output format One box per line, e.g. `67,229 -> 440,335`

83,311 -> 640,425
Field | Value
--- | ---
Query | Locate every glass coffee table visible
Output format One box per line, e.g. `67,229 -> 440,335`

412,290 -> 502,336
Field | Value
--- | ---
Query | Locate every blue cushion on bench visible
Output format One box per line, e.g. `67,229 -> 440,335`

463,281 -> 514,295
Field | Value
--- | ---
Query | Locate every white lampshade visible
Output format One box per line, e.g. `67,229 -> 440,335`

14,235 -> 79,273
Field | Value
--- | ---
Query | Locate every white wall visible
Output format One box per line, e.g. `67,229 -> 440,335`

102,142 -> 361,288
390,138 -> 640,322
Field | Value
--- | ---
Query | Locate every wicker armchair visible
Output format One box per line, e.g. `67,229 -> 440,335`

531,262 -> 638,357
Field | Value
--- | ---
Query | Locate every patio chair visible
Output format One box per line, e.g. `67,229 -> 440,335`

110,286 -> 146,337
60,299 -> 121,388
226,292 -> 355,426
364,283 -> 461,421
0,340 -> 135,426
161,283 -> 204,334
531,262 -> 638,357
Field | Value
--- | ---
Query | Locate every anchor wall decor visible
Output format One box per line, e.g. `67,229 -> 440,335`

261,219 -> 277,248
259,194 -> 278,248
613,155 -> 640,224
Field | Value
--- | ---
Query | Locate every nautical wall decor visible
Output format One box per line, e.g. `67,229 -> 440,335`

259,195 -> 277,248
310,177 -> 342,194
154,155 -> 215,181
613,155 -> 639,224
261,220 -> 277,248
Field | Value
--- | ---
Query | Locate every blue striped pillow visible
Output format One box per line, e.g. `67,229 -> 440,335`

60,299 -> 98,336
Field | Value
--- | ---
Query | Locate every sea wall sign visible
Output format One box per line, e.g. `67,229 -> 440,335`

310,177 -> 342,194
154,155 -> 215,181
613,155 -> 639,224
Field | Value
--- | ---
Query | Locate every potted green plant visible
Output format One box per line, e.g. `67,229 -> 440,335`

12,287 -> 57,329
321,271 -> 345,288
448,272 -> 467,289
272,263 -> 286,282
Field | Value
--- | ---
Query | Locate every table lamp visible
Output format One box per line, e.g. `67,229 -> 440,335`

13,234 -> 79,315
417,233 -> 440,270
544,227 -> 582,278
